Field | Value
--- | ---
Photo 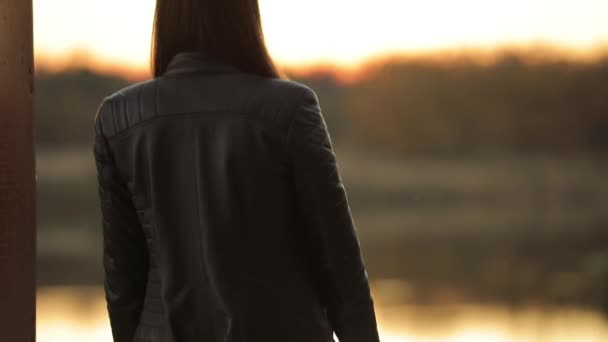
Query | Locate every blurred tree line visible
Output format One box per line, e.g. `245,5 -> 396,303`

36,52 -> 608,155
35,52 -> 608,310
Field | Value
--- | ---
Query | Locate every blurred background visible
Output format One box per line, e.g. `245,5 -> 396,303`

34,0 -> 608,341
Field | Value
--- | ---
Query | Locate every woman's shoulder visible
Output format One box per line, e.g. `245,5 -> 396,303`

93,78 -> 157,137
262,77 -> 317,102
103,78 -> 157,103
93,75 -> 320,137
241,76 -> 320,119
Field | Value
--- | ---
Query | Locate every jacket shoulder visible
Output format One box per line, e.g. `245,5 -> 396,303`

246,77 -> 319,126
94,78 -> 158,138
259,78 -> 318,109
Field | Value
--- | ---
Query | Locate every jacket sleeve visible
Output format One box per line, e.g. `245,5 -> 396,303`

286,88 -> 380,342
93,102 -> 149,342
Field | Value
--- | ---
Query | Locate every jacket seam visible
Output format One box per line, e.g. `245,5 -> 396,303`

137,84 -> 143,123
105,110 -> 252,142
96,100 -> 120,168
284,88 -> 315,163
111,100 -> 118,135
154,80 -> 159,119
192,124 -> 213,314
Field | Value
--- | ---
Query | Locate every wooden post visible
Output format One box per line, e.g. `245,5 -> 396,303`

0,0 -> 36,341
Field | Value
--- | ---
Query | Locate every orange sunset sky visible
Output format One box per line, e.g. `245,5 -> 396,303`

34,0 -> 608,78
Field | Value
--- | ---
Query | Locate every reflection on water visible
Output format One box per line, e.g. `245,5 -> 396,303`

38,286 -> 111,342
37,284 -> 608,342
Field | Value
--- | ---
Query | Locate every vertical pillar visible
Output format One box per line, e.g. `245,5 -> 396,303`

0,0 -> 36,341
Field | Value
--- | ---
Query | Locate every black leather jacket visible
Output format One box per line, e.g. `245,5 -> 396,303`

93,51 -> 379,342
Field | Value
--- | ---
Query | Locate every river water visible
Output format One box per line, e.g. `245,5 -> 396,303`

37,285 -> 608,342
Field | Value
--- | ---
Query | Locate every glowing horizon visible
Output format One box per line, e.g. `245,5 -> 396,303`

34,0 -> 608,76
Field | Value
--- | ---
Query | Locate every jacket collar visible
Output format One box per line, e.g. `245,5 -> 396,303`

163,51 -> 241,77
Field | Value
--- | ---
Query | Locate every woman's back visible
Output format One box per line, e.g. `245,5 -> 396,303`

93,51 -> 379,342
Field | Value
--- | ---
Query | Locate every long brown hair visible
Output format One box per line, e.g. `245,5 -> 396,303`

151,0 -> 283,78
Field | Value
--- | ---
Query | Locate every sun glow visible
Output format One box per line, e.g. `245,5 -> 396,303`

34,0 -> 608,77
